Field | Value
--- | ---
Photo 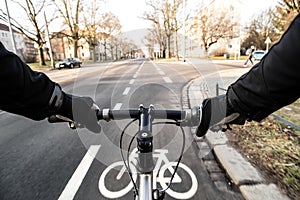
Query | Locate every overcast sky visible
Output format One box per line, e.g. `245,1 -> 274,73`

0,0 -> 278,33
104,0 -> 278,32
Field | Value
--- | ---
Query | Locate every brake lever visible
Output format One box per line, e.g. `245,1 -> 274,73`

68,121 -> 85,129
48,115 -> 84,129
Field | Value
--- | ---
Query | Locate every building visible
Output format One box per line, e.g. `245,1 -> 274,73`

0,23 -> 38,62
0,23 -> 24,55
51,31 -> 92,61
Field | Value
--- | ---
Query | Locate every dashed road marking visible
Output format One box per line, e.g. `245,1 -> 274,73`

163,77 -> 173,83
129,79 -> 135,84
123,87 -> 130,95
58,145 -> 101,200
113,103 -> 122,110
158,70 -> 165,75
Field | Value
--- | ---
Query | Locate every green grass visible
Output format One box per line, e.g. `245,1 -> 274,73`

210,55 -> 248,60
274,98 -> 300,125
27,61 -> 54,70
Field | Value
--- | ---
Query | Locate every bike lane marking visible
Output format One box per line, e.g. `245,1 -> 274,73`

58,145 -> 101,200
98,148 -> 198,199
151,61 -> 172,83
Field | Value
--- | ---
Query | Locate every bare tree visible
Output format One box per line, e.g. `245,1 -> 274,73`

170,0 -> 183,60
144,0 -> 183,59
191,6 -> 237,56
82,0 -> 102,61
99,12 -> 122,60
52,0 -> 83,58
0,0 -> 52,65
272,0 -> 300,36
143,3 -> 166,58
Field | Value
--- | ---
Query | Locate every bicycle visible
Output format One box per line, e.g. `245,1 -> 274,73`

49,104 -> 201,200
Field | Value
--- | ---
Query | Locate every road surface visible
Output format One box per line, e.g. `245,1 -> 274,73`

0,58 -> 246,200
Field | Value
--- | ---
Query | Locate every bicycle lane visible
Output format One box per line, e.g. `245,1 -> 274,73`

69,60 -> 244,200
47,59 -> 244,200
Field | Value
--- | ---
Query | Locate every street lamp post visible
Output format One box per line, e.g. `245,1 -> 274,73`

4,0 -> 17,54
183,0 -> 186,62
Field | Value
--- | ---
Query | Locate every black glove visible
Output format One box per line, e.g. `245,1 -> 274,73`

48,84 -> 101,133
57,93 -> 101,133
196,95 -> 246,137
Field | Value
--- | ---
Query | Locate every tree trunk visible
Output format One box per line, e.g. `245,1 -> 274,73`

167,35 -> 171,59
73,40 -> 78,58
175,31 -> 179,61
92,48 -> 96,62
104,40 -> 107,60
39,46 -> 46,66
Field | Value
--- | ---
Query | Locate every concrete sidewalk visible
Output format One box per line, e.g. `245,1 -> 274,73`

184,67 -> 291,200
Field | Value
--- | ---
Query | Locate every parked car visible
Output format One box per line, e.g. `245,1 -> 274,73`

57,58 -> 82,69
252,50 -> 266,61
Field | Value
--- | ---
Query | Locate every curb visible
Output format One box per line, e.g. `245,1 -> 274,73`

183,74 -> 291,200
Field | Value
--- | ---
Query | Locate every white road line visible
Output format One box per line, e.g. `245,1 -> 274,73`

114,103 -> 122,110
133,74 -> 138,78
123,87 -> 131,95
58,145 -> 101,200
158,70 -> 165,75
163,77 -> 173,83
129,79 -> 135,84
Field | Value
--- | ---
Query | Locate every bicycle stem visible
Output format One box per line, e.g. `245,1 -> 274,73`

136,105 -> 154,200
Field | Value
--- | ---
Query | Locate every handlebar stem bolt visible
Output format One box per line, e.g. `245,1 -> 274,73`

141,133 -> 148,137
141,132 -> 148,137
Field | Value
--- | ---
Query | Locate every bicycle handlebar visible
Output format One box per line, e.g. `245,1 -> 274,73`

48,104 -> 202,127
99,107 -> 200,124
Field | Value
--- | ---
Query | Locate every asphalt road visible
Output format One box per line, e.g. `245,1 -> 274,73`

0,58 -> 245,200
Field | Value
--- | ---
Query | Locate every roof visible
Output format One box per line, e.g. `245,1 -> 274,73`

0,23 -> 19,33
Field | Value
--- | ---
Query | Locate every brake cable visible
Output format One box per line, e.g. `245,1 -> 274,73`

153,121 -> 186,193
119,119 -> 139,196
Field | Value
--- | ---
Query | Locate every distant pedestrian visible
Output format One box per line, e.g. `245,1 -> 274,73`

243,46 -> 255,67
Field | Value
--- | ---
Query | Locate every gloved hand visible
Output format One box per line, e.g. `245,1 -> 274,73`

48,84 -> 101,133
196,94 -> 246,137
57,93 -> 101,133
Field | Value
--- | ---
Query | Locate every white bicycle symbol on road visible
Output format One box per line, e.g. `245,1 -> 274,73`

99,148 -> 198,199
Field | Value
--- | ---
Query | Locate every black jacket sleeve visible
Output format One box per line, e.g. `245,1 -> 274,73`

227,14 -> 300,121
0,42 -> 56,120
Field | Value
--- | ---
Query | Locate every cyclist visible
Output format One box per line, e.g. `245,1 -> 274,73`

0,41 -> 101,133
196,14 -> 300,136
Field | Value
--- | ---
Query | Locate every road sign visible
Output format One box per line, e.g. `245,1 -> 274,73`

265,37 -> 271,44
265,37 -> 272,51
